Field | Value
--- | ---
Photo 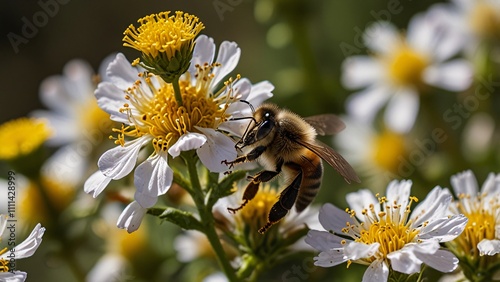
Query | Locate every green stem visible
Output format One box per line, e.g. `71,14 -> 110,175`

185,156 -> 238,282
172,77 -> 184,107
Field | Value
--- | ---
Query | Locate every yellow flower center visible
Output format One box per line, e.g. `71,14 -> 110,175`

123,11 -> 204,60
342,195 -> 420,264
113,64 -> 235,153
238,185 -> 279,230
451,193 -> 498,259
117,226 -> 147,260
372,130 -> 406,173
79,95 -> 111,134
0,118 -> 51,160
388,46 -> 428,86
470,2 -> 500,39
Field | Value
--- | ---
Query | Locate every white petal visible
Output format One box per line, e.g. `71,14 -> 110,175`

362,259 -> 389,282
364,22 -> 400,55
117,201 -> 146,233
423,60 -> 473,91
346,189 -> 379,219
42,144 -> 87,187
4,224 -> 45,259
196,128 -> 237,173
346,84 -> 392,125
86,254 -> 128,282
62,59 -> 94,102
30,111 -> 78,146
94,82 -> 129,124
414,249 -> 458,273
418,215 -> 468,242
305,230 -> 347,252
84,171 -> 112,198
106,53 -> 139,90
313,249 -> 348,267
168,133 -> 207,158
344,242 -> 380,260
0,271 -> 28,282
384,88 -> 419,133
411,186 -> 453,227
246,80 -> 274,106
98,137 -> 149,179
318,203 -> 356,233
341,56 -> 384,89
478,239 -> 500,256
387,249 -> 422,275
134,154 -> 173,208
450,170 -> 478,197
385,180 -> 412,215
174,231 -> 204,262
480,173 -> 499,196
211,41 -> 241,88
189,35 -> 216,77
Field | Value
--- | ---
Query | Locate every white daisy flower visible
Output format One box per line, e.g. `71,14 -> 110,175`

428,0 -> 500,54
0,215 -> 45,282
84,35 -> 273,229
342,11 -> 473,133
334,116 -> 410,189
305,180 -> 468,282
447,170 -> 500,260
214,184 -> 321,251
29,58 -> 115,188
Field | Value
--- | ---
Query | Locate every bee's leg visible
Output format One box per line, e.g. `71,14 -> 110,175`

227,180 -> 260,214
221,146 -> 266,169
259,169 -> 303,234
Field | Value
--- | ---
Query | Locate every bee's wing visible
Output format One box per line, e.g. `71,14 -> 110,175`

303,114 -> 346,136
296,139 -> 360,184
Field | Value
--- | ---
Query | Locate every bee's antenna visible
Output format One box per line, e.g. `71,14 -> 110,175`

239,99 -> 255,114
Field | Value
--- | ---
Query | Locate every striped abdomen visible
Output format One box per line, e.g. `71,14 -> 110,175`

295,149 -> 323,212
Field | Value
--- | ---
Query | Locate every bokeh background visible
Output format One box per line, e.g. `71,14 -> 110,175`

1,0 -> 496,281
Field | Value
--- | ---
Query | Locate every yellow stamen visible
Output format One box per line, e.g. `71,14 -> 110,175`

372,130 -> 406,173
123,11 -> 204,60
449,193 -> 499,260
112,64 -> 236,154
238,185 -> 279,230
0,117 -> 51,160
387,45 -> 428,86
345,194 -> 420,264
123,11 -> 205,82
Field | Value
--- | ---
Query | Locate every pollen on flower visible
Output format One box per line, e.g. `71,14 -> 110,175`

372,130 -> 407,173
450,192 -> 499,259
387,45 -> 428,86
0,247 -> 9,272
0,117 -> 51,160
123,11 -> 204,60
238,185 -> 279,230
346,194 -> 420,264
112,63 -> 237,154
123,11 -> 205,82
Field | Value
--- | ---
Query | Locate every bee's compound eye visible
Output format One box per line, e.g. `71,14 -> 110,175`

256,120 -> 273,140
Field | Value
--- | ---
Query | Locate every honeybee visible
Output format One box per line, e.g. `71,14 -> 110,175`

222,103 -> 360,233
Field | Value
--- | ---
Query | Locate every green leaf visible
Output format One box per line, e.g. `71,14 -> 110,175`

207,170 -> 247,209
149,207 -> 203,231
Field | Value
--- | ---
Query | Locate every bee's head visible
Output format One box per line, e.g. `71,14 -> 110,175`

237,104 -> 277,150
